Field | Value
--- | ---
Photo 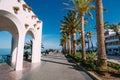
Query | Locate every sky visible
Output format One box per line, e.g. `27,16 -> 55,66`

0,0 -> 120,49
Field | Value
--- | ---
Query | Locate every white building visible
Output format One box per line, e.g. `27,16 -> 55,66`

105,29 -> 120,55
0,0 -> 42,70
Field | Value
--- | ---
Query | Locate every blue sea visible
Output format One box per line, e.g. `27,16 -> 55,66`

0,48 -> 11,55
0,48 -> 11,64
0,48 -> 43,64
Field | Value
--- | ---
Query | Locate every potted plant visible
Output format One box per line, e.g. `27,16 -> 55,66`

37,27 -> 40,30
22,4 -> 28,11
33,24 -> 37,27
18,0 -> 21,2
25,23 -> 29,29
27,6 -> 32,12
37,20 -> 41,24
31,15 -> 37,19
13,6 -> 20,14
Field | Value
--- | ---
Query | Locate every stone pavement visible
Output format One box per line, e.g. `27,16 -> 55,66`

0,53 -> 93,80
21,53 -> 93,80
0,60 -> 40,80
107,55 -> 120,64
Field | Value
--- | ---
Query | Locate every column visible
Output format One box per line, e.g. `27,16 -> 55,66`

11,36 -> 18,69
15,35 -> 24,71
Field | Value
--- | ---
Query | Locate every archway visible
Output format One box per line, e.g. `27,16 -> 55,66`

0,11 -> 20,70
24,34 -> 33,62
24,29 -> 36,64
0,31 -> 12,63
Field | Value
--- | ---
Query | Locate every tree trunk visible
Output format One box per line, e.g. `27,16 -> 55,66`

96,0 -> 107,70
81,12 -> 86,60
63,41 -> 66,53
90,38 -> 94,52
72,30 -> 76,56
62,46 -> 64,53
71,35 -> 73,55
87,37 -> 90,52
67,34 -> 71,54
64,41 -> 67,53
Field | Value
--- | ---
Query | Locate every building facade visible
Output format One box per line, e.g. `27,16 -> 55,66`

0,0 -> 42,70
105,29 -> 120,55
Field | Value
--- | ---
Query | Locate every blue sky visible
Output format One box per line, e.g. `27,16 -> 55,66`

0,0 -> 120,49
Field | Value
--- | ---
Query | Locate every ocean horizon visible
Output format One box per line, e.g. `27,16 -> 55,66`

0,48 -> 11,55
0,48 -> 10,63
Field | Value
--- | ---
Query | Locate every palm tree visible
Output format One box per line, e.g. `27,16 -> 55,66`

41,43 -> 44,49
85,32 -> 90,52
87,31 -> 94,52
104,22 -> 109,30
77,37 -> 82,51
24,40 -> 33,53
60,33 -> 67,53
96,0 -> 107,70
71,0 -> 95,60
108,23 -> 120,35
60,21 -> 71,54
61,11 -> 80,56
24,40 -> 44,54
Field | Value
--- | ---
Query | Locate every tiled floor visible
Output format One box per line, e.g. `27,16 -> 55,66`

0,53 -> 93,80
0,61 -> 41,80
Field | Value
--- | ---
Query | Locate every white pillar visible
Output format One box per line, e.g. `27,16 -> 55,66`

31,38 -> 41,63
37,25 -> 42,63
35,24 -> 42,63
15,35 -> 24,71
31,38 -> 37,63
31,25 -> 42,63
11,36 -> 18,69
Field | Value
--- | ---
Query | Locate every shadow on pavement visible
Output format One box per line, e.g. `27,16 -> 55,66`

41,59 -> 74,66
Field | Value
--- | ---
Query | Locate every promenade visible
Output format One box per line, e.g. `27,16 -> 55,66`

0,53 -> 93,80
21,53 -> 93,80
107,55 -> 120,65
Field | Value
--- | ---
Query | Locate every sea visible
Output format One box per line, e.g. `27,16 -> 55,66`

0,48 -> 45,64
0,48 -> 10,55
0,48 -> 10,64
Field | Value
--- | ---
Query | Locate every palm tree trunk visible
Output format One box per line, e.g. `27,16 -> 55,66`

62,43 -> 65,53
72,30 -> 76,56
81,12 -> 86,60
62,45 -> 64,53
63,42 -> 66,53
67,34 -> 71,54
96,0 -> 107,70
64,41 -> 67,53
90,38 -> 94,52
87,37 -> 90,52
71,35 -> 73,55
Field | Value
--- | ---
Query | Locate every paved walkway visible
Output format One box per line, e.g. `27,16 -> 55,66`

107,55 -> 120,64
21,53 -> 93,80
0,53 -> 93,80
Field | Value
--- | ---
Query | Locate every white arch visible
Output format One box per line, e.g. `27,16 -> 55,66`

0,10 -> 23,34
0,10 -> 24,70
0,7 -> 42,71
25,27 -> 41,63
26,28 -> 36,39
25,28 -> 36,62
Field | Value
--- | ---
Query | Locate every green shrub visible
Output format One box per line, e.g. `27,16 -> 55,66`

81,60 -> 96,70
67,52 -> 97,70
74,53 -> 82,62
80,52 -> 97,70
107,61 -> 120,70
67,52 -> 82,62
